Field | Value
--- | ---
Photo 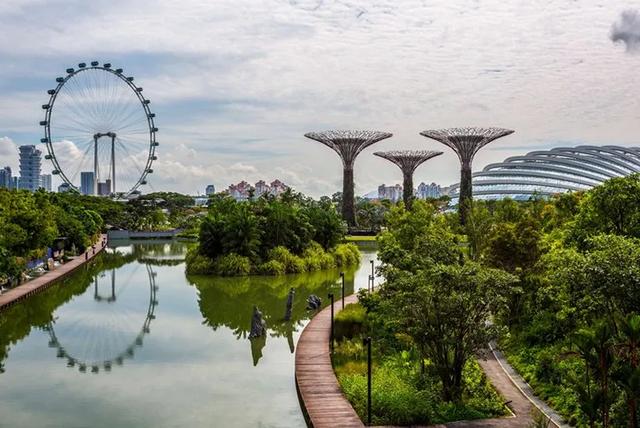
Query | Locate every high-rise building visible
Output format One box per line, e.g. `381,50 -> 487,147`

378,184 -> 403,202
80,171 -> 95,195
205,184 -> 216,196
269,179 -> 288,196
40,174 -> 52,192
416,182 -> 442,199
58,183 -> 72,193
0,166 -> 12,189
254,180 -> 268,197
18,145 -> 42,191
97,179 -> 111,196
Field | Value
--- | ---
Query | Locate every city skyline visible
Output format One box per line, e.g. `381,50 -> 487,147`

1,1 -> 640,197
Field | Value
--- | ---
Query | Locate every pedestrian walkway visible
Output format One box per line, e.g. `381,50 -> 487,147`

0,235 -> 107,312
295,293 -> 364,428
295,291 -> 569,428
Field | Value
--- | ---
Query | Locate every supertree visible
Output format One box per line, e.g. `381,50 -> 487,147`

305,130 -> 392,227
420,127 -> 514,225
373,150 -> 443,209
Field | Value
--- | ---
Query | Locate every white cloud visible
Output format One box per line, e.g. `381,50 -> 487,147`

2,1 -> 640,197
0,136 -> 18,171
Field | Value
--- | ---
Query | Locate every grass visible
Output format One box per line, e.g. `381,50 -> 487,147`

344,235 -> 377,242
331,301 -> 508,426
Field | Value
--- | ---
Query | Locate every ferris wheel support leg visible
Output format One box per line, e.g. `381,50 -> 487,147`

93,135 -> 98,196
111,135 -> 116,195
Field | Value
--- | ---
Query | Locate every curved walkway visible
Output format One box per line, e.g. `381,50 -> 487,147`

0,234 -> 107,312
295,293 -> 568,428
296,294 -> 363,428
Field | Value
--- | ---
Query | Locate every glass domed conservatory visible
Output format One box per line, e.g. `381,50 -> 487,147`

447,145 -> 640,200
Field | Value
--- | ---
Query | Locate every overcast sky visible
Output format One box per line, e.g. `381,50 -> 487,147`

1,0 -> 639,197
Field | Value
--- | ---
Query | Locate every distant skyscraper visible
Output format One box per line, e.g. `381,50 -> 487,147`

416,182 -> 442,199
18,145 -> 42,191
378,184 -> 402,202
205,184 -> 216,196
254,180 -> 268,197
40,174 -> 52,192
58,183 -> 71,193
80,171 -> 95,195
0,166 -> 12,189
97,179 -> 111,196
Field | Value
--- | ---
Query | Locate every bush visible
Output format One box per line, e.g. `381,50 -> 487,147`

257,259 -> 286,275
268,246 -> 306,273
214,253 -> 251,276
335,303 -> 367,340
302,241 -> 336,271
339,364 -> 435,425
185,247 -> 216,274
333,243 -> 360,267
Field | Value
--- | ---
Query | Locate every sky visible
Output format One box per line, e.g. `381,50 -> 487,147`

1,0 -> 640,197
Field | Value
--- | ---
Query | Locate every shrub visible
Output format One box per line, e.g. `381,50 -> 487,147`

268,246 -> 306,273
257,259 -> 286,276
335,303 -> 367,340
214,253 -> 251,276
185,247 -> 216,274
339,364 -> 435,426
333,243 -> 360,267
302,241 -> 336,271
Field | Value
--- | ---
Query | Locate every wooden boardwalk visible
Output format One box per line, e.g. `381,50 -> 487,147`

295,291 -> 565,428
0,235 -> 107,312
296,293 -> 364,428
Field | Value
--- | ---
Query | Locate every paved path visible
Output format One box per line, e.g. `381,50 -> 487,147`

0,235 -> 107,312
296,292 -> 569,428
296,293 -> 364,428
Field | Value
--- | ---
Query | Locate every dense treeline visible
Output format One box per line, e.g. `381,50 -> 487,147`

337,174 -> 640,427
186,191 -> 360,276
0,189 -> 203,285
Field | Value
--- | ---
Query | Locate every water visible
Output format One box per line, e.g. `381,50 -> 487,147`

0,240 -> 379,428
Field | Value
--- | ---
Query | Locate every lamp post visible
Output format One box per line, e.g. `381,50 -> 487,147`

340,272 -> 345,309
363,336 -> 372,425
328,293 -> 334,353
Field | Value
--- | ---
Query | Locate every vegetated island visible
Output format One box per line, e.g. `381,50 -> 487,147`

186,192 -> 361,276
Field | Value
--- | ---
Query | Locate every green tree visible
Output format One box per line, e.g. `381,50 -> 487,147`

381,262 -> 517,401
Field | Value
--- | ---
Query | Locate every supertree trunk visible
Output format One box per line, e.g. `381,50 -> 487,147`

373,150 -> 442,211
343,167 -> 356,227
459,164 -> 473,226
304,130 -> 393,228
403,173 -> 414,210
419,128 -> 514,227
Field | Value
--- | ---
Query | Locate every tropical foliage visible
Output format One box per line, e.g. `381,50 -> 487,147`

337,174 -> 640,427
186,192 -> 359,276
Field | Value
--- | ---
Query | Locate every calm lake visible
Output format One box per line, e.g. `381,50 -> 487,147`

0,240 -> 378,428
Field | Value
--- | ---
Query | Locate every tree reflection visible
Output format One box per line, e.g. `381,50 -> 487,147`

187,268 -> 358,365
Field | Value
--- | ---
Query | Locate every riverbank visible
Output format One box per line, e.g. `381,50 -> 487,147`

0,234 -> 107,312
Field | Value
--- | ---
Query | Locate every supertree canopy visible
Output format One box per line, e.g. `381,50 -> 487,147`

305,130 -> 392,227
373,150 -> 443,209
420,127 -> 514,225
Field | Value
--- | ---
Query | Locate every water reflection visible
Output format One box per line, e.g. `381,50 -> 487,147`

44,264 -> 158,374
187,266 -> 359,365
0,249 -> 136,374
0,240 -> 378,428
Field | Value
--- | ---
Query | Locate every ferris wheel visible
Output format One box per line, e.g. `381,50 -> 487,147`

40,61 -> 158,197
44,264 -> 159,374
